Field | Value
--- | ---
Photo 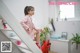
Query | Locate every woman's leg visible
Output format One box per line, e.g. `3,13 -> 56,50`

36,33 -> 40,44
35,31 -> 41,48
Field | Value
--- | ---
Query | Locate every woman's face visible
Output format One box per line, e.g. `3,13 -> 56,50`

28,9 -> 34,16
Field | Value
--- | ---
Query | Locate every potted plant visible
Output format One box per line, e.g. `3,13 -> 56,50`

40,27 -> 51,45
71,33 -> 80,49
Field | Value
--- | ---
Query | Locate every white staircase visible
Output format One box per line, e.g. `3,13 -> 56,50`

0,26 -> 32,53
0,0 -> 42,53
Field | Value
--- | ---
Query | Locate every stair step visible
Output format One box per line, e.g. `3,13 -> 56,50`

0,24 -> 12,31
10,36 -> 21,40
19,47 -> 32,53
0,28 -> 12,31
18,42 -> 28,49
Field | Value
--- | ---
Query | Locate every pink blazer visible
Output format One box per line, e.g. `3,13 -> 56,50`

20,15 -> 35,39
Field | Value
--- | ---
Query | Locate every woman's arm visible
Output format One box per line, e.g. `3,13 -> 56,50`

20,18 -> 30,31
21,22 -> 29,30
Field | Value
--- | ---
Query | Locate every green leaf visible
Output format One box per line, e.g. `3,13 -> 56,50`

71,33 -> 80,45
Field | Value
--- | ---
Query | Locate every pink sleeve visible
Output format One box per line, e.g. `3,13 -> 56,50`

21,18 -> 29,31
32,23 -> 36,29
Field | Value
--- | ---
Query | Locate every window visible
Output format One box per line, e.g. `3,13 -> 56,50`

60,5 -> 75,19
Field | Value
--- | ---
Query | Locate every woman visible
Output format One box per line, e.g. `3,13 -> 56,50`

21,6 -> 41,48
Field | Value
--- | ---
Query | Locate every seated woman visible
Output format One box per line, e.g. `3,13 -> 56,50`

20,6 -> 41,48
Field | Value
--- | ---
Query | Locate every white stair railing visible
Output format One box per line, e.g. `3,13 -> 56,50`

0,0 -> 42,53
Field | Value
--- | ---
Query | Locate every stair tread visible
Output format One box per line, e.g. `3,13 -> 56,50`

19,47 -> 32,53
0,24 -> 12,31
10,36 -> 21,40
18,42 -> 28,49
18,41 -> 36,50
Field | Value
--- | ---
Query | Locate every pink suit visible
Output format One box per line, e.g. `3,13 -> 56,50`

20,15 -> 40,40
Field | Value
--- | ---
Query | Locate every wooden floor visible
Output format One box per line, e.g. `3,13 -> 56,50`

49,51 -> 57,53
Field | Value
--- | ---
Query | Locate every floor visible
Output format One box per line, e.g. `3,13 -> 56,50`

49,51 -> 57,53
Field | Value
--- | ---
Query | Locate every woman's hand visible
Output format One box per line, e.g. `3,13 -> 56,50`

33,29 -> 37,35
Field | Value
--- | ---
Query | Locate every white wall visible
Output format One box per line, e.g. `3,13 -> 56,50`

54,21 -> 80,39
2,0 -> 49,29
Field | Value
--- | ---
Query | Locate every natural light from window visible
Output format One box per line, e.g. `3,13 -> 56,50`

60,5 -> 75,19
